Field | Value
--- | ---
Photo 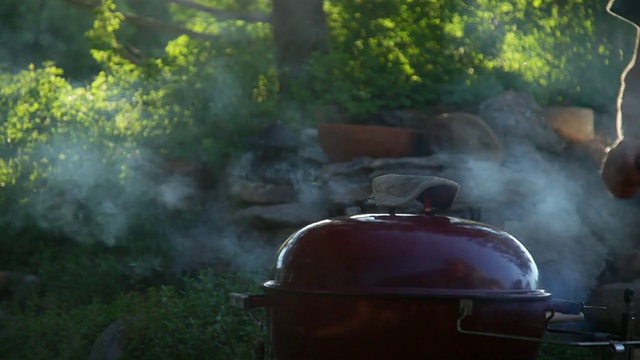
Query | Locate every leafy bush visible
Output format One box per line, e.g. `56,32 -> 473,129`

536,342 -> 593,360
306,0 -> 633,116
0,0 -> 98,79
0,299 -> 118,359
0,271 -> 263,360
0,0 -> 281,246
0,0 -> 280,193
122,272 -> 262,360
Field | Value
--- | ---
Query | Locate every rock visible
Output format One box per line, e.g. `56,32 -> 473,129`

369,154 -> 470,169
227,152 -> 316,187
368,154 -> 468,179
261,156 -> 319,186
437,161 -> 536,209
368,168 -> 442,179
89,320 -> 126,360
479,91 -> 566,155
321,157 -> 373,176
298,128 -> 329,163
230,180 -> 297,204
234,202 -> 330,227
323,174 -> 371,206
422,113 -> 504,162
577,176 -> 640,253
226,152 -> 257,182
561,137 -> 609,165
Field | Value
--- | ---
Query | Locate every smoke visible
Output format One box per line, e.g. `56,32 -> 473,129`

167,214 -> 276,275
16,130 -> 276,276
25,136 -> 161,246
158,175 -> 198,211
444,139 -> 640,301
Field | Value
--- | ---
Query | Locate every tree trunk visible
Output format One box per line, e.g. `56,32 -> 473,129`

271,0 -> 327,100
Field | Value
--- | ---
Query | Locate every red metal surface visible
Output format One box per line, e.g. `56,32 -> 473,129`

259,213 -> 552,359
268,214 -> 543,295
265,291 -> 548,360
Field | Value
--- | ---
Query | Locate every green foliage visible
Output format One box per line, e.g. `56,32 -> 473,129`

122,272 -> 261,359
0,299 -> 118,359
82,0 -> 280,165
536,342 -> 593,360
307,0 -> 633,116
0,0 -> 280,203
0,0 -> 99,79
0,220 -> 173,305
0,270 -> 263,360
0,1 -> 282,244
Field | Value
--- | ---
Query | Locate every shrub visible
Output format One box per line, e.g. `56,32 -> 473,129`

306,0 -> 631,116
0,271 -> 264,360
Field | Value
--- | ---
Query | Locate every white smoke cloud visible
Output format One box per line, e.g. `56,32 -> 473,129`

445,142 -> 640,301
25,136 -> 161,246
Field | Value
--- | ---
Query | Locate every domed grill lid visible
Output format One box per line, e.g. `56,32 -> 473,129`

265,213 -> 547,298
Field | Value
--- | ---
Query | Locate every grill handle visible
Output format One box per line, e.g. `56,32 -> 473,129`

548,299 -> 585,323
457,299 -> 639,352
229,293 -> 273,310
552,299 -> 583,315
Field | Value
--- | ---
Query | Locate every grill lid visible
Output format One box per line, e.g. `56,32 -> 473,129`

265,213 -> 547,297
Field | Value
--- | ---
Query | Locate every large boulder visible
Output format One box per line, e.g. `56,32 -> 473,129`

298,128 -> 329,163
89,320 -> 126,360
368,154 -> 462,179
229,180 -> 297,204
323,174 -> 371,206
479,91 -> 566,156
421,112 -> 504,162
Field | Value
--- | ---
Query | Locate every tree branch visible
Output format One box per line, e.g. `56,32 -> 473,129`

169,0 -> 271,23
59,0 -> 221,41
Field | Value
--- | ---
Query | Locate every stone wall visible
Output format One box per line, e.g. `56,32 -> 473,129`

223,92 -> 640,320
